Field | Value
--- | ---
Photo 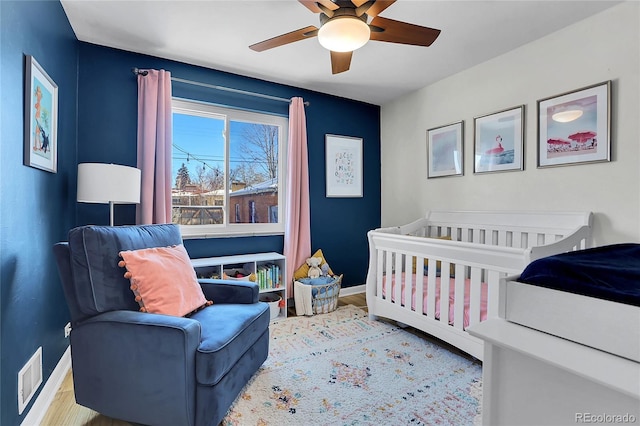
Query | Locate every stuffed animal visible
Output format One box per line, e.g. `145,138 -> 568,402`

320,263 -> 331,277
306,256 -> 323,279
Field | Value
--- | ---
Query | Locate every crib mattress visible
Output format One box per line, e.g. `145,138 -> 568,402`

383,274 -> 488,329
504,244 -> 640,362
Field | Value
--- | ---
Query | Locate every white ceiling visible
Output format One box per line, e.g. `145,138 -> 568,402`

61,0 -> 620,105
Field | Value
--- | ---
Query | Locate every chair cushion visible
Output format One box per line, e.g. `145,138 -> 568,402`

119,244 -> 211,317
191,302 -> 270,386
68,224 -> 183,316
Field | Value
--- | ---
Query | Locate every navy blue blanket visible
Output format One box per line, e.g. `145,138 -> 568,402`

519,243 -> 640,307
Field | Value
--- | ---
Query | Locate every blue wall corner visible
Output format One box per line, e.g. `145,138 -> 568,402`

1,2 -> 380,423
1,1 -> 78,425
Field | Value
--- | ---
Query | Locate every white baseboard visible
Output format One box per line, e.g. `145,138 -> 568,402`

21,345 -> 71,426
339,284 -> 365,296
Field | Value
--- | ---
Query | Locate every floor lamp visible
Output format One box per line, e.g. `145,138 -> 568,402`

77,163 -> 141,226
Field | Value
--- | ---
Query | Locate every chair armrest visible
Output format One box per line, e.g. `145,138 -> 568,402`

198,279 -> 259,304
73,309 -> 201,362
70,310 -> 201,426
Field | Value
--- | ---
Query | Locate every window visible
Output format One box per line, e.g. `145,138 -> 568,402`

249,200 -> 256,223
172,99 -> 287,237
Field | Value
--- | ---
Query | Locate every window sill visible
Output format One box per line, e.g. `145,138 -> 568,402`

180,227 -> 285,239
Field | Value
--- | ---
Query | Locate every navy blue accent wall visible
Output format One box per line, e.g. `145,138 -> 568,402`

77,43 -> 381,288
0,1 -> 78,424
0,4 -> 379,421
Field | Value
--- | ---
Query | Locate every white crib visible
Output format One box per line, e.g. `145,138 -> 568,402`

365,210 -> 592,360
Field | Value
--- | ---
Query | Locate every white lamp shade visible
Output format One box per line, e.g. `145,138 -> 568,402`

77,163 -> 141,204
318,16 -> 371,52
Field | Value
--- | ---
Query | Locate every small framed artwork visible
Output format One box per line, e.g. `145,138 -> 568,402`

537,81 -> 611,168
325,134 -> 363,197
427,121 -> 464,178
474,105 -> 524,174
24,55 -> 58,173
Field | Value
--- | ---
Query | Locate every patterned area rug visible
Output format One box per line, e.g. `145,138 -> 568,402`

222,305 -> 482,425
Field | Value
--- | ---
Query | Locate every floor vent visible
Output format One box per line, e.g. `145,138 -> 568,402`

18,347 -> 43,415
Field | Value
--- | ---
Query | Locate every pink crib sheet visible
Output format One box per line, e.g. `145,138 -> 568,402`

381,273 -> 488,329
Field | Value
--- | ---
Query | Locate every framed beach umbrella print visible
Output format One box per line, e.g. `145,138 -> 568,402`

24,55 -> 58,173
537,81 -> 611,168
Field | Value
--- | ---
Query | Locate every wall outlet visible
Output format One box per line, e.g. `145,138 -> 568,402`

64,323 -> 72,338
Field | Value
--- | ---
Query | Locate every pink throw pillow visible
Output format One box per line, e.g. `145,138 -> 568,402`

118,244 -> 211,317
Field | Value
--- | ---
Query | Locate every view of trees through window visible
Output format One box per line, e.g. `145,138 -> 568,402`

171,100 -> 286,235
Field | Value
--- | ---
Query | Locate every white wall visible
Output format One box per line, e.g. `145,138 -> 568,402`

380,2 -> 639,246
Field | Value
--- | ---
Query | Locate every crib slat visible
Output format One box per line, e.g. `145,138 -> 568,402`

497,230 -> 507,246
439,261 -> 450,325
512,231 -> 523,248
453,265 -> 465,330
469,267 -> 482,327
426,259 -> 437,318
486,270 -> 501,318
376,249 -> 384,298
383,249 -> 392,302
414,256 -> 424,315
472,228 -> 481,244
393,252 -> 402,306
404,255 -> 413,309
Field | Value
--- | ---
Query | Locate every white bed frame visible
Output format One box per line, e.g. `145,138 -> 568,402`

365,210 -> 593,360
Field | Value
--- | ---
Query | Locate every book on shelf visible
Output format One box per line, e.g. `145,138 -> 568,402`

257,264 -> 281,290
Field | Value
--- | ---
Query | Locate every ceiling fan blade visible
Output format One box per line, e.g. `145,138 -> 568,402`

299,0 -> 339,13
369,16 -> 441,47
316,3 -> 336,18
351,0 -> 369,7
357,0 -> 396,17
250,26 -> 319,52
318,0 -> 340,10
330,51 -> 352,74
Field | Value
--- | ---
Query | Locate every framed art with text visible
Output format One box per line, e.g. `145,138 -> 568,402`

325,134 -> 363,197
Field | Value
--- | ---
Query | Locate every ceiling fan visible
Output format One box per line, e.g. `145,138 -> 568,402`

249,0 -> 441,74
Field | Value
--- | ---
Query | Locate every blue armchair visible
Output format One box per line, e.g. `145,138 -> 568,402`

53,224 -> 270,426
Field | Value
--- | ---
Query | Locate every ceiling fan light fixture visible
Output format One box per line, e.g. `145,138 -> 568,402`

318,16 -> 371,52
552,109 -> 583,123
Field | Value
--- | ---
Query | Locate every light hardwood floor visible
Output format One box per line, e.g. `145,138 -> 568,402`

40,293 -> 368,426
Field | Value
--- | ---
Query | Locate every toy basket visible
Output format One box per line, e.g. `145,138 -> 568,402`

311,275 -> 342,315
293,275 -> 343,316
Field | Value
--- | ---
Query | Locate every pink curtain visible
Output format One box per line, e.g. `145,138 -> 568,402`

136,69 -> 172,224
284,97 -> 311,296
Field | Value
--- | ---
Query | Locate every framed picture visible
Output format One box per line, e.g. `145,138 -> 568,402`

427,121 -> 464,178
325,134 -> 363,197
474,105 -> 524,174
537,81 -> 611,168
24,55 -> 58,173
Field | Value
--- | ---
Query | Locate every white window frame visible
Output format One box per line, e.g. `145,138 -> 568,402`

172,98 -> 287,238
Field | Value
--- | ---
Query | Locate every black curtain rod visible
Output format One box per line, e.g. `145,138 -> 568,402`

132,68 -> 309,106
